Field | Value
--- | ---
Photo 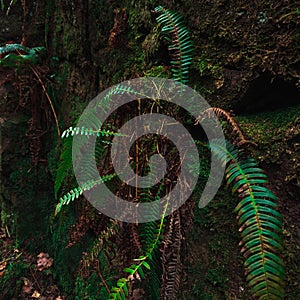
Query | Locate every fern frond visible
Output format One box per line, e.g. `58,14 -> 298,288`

88,83 -> 148,123
101,84 -> 146,109
0,44 -> 30,55
131,224 -> 143,254
54,136 -> 73,198
0,44 -> 46,67
80,219 -> 119,268
210,142 -> 285,299
155,6 -> 193,84
55,123 -> 123,198
197,108 -> 257,147
161,210 -> 182,300
61,126 -> 122,139
133,144 -> 166,299
108,203 -> 167,300
55,174 -> 116,216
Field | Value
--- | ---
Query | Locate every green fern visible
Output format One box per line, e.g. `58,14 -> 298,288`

109,203 -> 167,300
54,136 -> 73,198
53,6 -> 286,299
0,44 -> 30,55
155,6 -> 193,84
54,82 -> 145,202
109,140 -> 166,300
80,219 -> 119,268
0,44 -> 46,67
61,126 -> 121,139
55,173 -> 116,216
138,174 -> 166,299
101,84 -> 146,111
210,141 -> 285,299
55,121 -> 124,197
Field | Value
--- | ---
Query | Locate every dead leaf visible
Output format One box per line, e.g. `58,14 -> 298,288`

22,278 -> 34,294
31,290 -> 41,298
214,78 -> 224,89
0,261 -> 7,271
37,252 -> 53,271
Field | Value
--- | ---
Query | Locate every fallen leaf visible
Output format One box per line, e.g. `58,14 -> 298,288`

0,261 -> 7,271
32,290 -> 41,298
37,252 -> 53,271
22,278 -> 34,294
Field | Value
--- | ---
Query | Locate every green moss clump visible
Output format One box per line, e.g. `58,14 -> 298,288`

237,105 -> 300,163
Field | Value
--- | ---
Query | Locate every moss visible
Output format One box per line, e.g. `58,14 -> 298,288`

236,104 -> 300,163
180,175 -> 250,299
0,259 -> 30,298
75,250 -> 116,299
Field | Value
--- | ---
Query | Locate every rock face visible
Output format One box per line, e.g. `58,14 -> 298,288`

0,4 -> 23,43
179,0 -> 299,103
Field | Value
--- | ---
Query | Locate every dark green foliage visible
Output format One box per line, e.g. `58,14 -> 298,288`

109,142 -> 165,300
0,44 -> 46,67
155,6 -> 193,84
51,207 -> 86,296
55,173 -> 116,216
0,259 -> 29,298
53,5 -> 285,300
109,205 -> 167,300
211,142 -> 285,299
54,136 -> 73,198
75,274 -> 104,300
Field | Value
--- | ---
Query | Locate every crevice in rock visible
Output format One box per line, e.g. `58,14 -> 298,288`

236,72 -> 300,114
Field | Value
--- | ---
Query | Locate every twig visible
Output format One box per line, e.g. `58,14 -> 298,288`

30,267 -> 43,294
30,65 -> 61,138
96,260 -> 111,294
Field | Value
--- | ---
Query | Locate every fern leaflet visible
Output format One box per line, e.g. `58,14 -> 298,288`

55,174 -> 116,216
